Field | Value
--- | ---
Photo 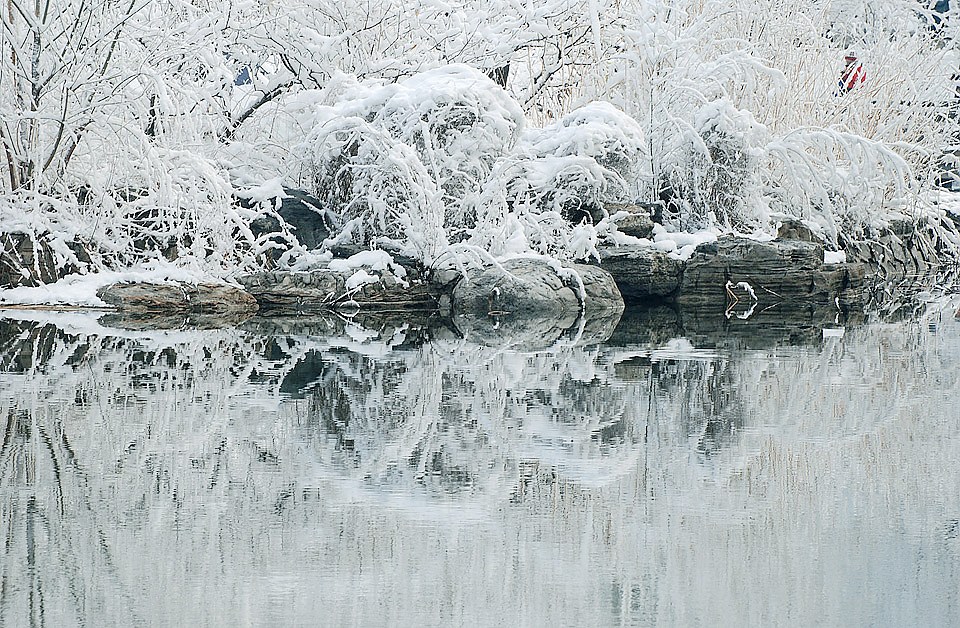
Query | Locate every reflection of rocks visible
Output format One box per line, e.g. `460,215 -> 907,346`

0,319 -> 62,372
453,311 -> 578,350
98,310 -> 255,331
241,312 -> 448,340
288,333 -> 641,500
679,302 -> 839,349
608,301 -> 844,350
605,305 -> 685,347
451,259 -> 623,349
451,307 -> 622,351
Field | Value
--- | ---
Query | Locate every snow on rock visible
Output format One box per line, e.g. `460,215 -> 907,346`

0,263 -> 219,308
327,250 -> 405,276
345,269 -> 379,291
237,177 -> 288,205
651,224 -> 718,261
824,250 -> 847,264
327,250 -> 409,290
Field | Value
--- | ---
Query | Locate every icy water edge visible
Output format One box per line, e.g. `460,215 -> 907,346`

1,302 -> 960,627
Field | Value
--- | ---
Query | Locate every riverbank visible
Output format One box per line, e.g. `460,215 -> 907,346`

2,195 -> 959,330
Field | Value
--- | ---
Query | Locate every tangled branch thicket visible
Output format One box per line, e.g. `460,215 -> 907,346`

2,0 -> 960,279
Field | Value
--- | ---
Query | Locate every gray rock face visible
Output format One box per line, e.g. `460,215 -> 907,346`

238,270 -> 443,313
451,258 -> 623,317
776,217 -> 822,243
575,262 -> 626,314
678,236 -> 836,307
247,188 -> 331,250
452,258 -> 578,316
597,245 -> 684,302
96,282 -> 259,314
603,203 -> 657,239
449,259 -> 624,349
841,218 -> 945,279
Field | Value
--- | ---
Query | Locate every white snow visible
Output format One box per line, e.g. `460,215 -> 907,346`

0,263 -> 219,307
824,250 -> 847,265
651,224 -> 718,261
328,250 -> 404,275
237,177 -> 288,205
345,269 -> 379,290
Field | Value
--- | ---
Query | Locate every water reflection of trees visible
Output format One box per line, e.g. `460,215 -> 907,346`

281,325 -> 644,507
3,303 -> 960,625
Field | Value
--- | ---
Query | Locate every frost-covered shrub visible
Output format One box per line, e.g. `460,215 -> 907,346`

41,144 -> 262,274
299,83 -> 649,264
511,102 -> 646,221
376,66 -> 525,233
300,66 -> 524,261
763,128 -> 913,244
467,102 -> 647,261
522,102 -> 646,184
663,101 -> 763,231
302,115 -> 448,261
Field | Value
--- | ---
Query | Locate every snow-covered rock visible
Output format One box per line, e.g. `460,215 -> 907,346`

451,258 -> 622,318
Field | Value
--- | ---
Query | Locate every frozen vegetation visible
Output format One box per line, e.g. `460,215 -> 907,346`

3,0 -> 960,301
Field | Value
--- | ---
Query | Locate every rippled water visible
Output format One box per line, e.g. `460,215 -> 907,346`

2,301 -> 960,627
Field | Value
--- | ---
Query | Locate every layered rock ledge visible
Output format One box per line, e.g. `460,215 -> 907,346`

594,216 -> 954,315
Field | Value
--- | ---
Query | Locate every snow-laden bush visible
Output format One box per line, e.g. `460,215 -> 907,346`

664,101 -> 765,231
568,0 -> 960,250
300,66 -> 525,262
2,144 -> 264,277
763,128 -> 914,243
464,101 -> 646,260
303,115 -> 448,261
507,102 -> 645,220
8,0 -> 960,286
299,75 -> 649,264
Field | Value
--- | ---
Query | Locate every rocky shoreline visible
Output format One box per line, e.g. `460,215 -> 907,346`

2,202 -> 957,336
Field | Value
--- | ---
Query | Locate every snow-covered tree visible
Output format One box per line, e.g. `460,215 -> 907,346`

3,0 -> 960,281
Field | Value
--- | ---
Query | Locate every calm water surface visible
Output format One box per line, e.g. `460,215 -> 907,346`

1,302 -> 959,627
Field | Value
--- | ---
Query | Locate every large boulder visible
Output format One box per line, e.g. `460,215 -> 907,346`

96,282 -> 258,315
451,258 -> 622,316
596,245 -> 684,303
246,188 -> 332,250
450,258 -> 623,348
238,270 -> 444,313
678,236 -> 842,307
603,202 -> 658,239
